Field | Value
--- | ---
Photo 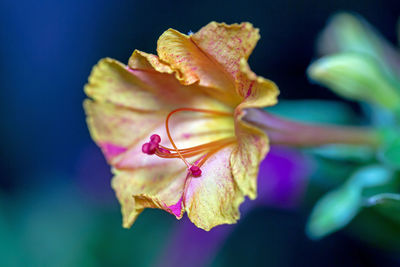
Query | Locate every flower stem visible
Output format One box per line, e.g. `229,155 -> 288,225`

244,108 -> 381,147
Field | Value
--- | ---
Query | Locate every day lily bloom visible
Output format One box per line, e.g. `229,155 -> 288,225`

84,22 -> 279,230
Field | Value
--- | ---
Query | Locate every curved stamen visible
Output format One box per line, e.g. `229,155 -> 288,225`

142,108 -> 234,177
154,137 -> 235,159
164,108 -> 232,169
158,137 -> 235,153
197,139 -> 235,167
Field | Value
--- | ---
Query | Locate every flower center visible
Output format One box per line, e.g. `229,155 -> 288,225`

142,108 -> 235,177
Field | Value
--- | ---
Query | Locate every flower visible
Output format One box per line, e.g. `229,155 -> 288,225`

84,22 -> 279,230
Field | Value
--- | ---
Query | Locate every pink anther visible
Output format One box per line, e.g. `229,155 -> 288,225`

150,134 -> 161,144
142,142 -> 157,155
190,165 -> 202,177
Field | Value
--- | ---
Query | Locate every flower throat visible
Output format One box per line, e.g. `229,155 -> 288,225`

142,108 -> 235,177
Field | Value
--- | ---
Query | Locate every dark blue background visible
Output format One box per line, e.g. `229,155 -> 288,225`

1,0 -> 399,266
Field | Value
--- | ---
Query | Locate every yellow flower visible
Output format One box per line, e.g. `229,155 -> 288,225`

84,22 -> 279,230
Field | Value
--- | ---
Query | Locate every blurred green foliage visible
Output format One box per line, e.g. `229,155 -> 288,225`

0,180 -> 175,267
306,166 -> 395,239
298,12 -> 400,246
308,53 -> 400,110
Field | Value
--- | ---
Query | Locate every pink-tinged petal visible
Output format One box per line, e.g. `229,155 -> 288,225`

84,58 -> 235,166
99,142 -> 128,161
168,197 -> 184,217
191,22 -> 260,84
192,23 -> 279,106
83,100 -> 163,164
157,28 -> 241,106
226,62 -> 278,199
237,58 -> 279,108
85,58 -> 228,111
230,113 -> 270,199
184,146 -> 244,231
112,166 -> 187,228
128,49 -> 174,74
84,58 -> 161,111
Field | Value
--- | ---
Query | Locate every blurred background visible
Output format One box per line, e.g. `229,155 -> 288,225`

1,0 -> 400,266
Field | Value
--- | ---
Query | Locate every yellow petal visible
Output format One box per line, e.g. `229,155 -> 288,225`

192,22 -> 260,85
84,100 -> 163,163
226,61 -> 277,196
230,113 -> 270,199
237,58 -> 280,109
112,166 -> 187,228
128,49 -> 174,74
85,58 -> 161,110
184,146 -> 244,231
157,28 -> 241,106
85,57 -> 236,111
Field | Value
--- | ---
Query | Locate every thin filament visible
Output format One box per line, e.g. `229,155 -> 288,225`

155,137 -> 235,159
165,108 -> 232,168
197,139 -> 235,167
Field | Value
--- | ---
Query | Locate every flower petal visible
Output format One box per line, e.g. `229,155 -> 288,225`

85,58 -> 162,110
237,58 -> 279,109
230,115 -> 270,199
84,57 -> 236,165
128,49 -> 174,74
184,146 -> 244,231
192,22 -> 260,85
157,28 -> 241,106
226,61 -> 276,199
84,100 -> 163,163
192,22 -> 280,107
85,57 -> 236,111
111,166 -> 187,228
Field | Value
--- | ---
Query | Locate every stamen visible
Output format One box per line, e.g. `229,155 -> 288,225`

142,142 -> 157,155
165,108 -> 231,169
150,134 -> 161,144
158,147 -> 171,154
142,108 -> 234,177
189,165 -> 202,177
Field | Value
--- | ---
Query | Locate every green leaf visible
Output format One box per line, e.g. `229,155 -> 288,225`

308,53 -> 400,111
318,13 -> 380,56
306,187 -> 361,239
365,193 -> 400,206
318,12 -> 400,81
347,165 -> 393,188
365,193 -> 400,223
379,135 -> 400,169
307,165 -> 394,239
